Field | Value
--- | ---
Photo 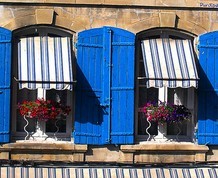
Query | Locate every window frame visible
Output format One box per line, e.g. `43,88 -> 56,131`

11,25 -> 75,141
135,28 -> 198,143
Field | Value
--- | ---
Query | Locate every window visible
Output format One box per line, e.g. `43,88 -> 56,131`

11,26 -> 75,141
136,28 -> 198,142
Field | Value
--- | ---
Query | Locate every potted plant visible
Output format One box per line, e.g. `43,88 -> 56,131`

18,98 -> 71,140
141,101 -> 191,139
18,98 -> 71,121
142,101 -> 191,124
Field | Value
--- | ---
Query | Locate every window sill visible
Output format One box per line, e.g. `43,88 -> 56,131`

121,142 -> 209,152
0,141 -> 87,162
120,142 -> 209,163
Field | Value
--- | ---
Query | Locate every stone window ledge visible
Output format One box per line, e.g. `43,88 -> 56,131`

120,143 -> 209,163
2,141 -> 87,152
0,142 -> 87,162
121,142 -> 209,152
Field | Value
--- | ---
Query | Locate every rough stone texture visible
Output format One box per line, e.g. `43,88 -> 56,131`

85,146 -> 120,162
119,152 -> 134,163
4,15 -> 37,30
0,151 -> 9,160
159,12 -> 176,27
0,6 -> 216,35
206,146 -> 218,162
4,142 -> 87,162
134,152 -> 196,163
128,17 -> 160,33
55,16 -> 73,29
0,142 -> 209,163
0,7 -> 14,27
0,0 -> 215,7
36,9 -> 54,24
121,143 -> 208,163
91,18 -> 117,28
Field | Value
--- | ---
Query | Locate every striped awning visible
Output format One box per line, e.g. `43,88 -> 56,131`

0,166 -> 217,178
141,38 -> 199,88
18,36 -> 74,90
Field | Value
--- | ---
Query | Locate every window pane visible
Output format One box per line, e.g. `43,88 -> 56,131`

167,122 -> 187,135
167,88 -> 188,136
138,112 -> 158,135
17,89 -> 37,132
138,87 -> 158,135
46,90 -> 68,133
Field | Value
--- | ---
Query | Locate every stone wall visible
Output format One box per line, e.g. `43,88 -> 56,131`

0,0 -> 218,8
1,6 -> 218,35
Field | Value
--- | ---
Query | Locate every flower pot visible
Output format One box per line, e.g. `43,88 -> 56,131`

31,119 -> 48,141
158,123 -> 167,136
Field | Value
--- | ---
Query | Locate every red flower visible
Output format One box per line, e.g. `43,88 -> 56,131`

142,101 -> 191,124
18,98 -> 71,121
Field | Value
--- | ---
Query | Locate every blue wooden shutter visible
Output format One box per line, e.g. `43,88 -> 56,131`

74,27 -> 135,145
74,28 -> 105,144
198,31 -> 218,145
110,28 -> 135,144
0,28 -> 11,143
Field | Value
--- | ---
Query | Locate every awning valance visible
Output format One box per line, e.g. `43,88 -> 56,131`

141,38 -> 199,88
0,166 -> 217,178
18,36 -> 74,90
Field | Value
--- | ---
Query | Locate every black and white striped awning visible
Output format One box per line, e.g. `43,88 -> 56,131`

141,38 -> 199,88
18,36 -> 74,90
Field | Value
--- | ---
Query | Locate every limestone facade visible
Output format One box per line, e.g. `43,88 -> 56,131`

1,5 -> 217,35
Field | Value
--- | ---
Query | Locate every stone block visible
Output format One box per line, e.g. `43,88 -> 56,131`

104,0 -> 134,5
119,152 -> 133,163
127,17 -> 160,34
192,25 -> 207,35
11,152 -> 74,162
195,152 -> 206,162
73,153 -> 85,162
85,146 -> 120,162
55,16 -> 73,29
177,19 -> 195,34
70,17 -> 91,32
137,10 -> 159,21
0,7 -> 14,27
159,12 -> 176,27
4,15 -> 37,30
45,0 -> 76,3
117,10 -> 139,25
206,146 -> 218,162
91,18 -> 116,29
90,8 -> 117,19
157,0 -> 186,6
12,7 -> 36,17
134,0 -> 156,6
36,9 -> 54,24
76,0 -> 103,3
210,22 -> 218,32
0,151 -> 9,160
